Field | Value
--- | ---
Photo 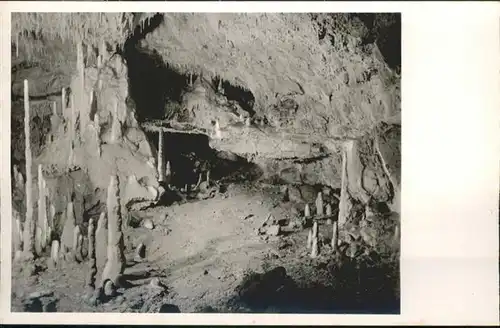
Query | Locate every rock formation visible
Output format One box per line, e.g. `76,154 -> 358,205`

101,174 -> 126,287
37,164 -> 48,252
87,218 -> 97,289
22,79 -> 35,259
95,212 -> 108,274
315,192 -> 324,216
61,201 -> 77,254
157,131 -> 165,182
50,240 -> 60,266
304,203 -> 311,218
310,221 -> 319,258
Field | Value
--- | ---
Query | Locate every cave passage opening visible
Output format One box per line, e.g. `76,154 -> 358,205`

122,13 -> 264,190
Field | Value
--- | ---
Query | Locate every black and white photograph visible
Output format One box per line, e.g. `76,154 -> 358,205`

8,10 -> 403,314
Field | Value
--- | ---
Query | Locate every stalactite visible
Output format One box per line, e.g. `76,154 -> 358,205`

23,79 -> 35,259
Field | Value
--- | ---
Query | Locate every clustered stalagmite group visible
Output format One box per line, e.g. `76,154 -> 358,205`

15,43 -> 129,300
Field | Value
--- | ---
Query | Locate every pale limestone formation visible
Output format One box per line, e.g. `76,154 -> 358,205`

315,192 -> 324,216
101,175 -> 126,287
95,212 -> 108,274
61,201 -> 76,254
50,240 -> 60,265
338,140 -> 354,227
326,205 -> 333,219
23,79 -> 35,259
310,221 -> 319,258
331,220 -> 339,251
306,228 -> 313,249
214,120 -> 222,139
37,164 -> 48,251
157,131 -> 165,182
304,203 -> 311,218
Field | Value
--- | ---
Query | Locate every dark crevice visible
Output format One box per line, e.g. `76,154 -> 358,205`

144,130 -> 263,190
122,13 -> 189,122
221,81 -> 256,116
352,13 -> 401,73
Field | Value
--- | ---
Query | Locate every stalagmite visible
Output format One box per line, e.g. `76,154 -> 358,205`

37,164 -> 48,251
245,117 -> 251,127
325,203 -> 332,216
50,240 -> 60,265
217,77 -> 223,93
304,203 -> 311,218
194,173 -> 202,190
99,39 -> 107,62
331,220 -> 338,251
101,175 -> 126,287
35,226 -> 43,256
77,41 -> 85,125
86,217 -> 97,289
49,204 -> 55,238
13,164 -> 24,191
97,55 -> 103,69
73,225 -> 82,262
306,228 -> 313,249
325,203 -> 333,224
61,201 -> 76,254
13,211 -> 23,258
94,113 -> 101,156
62,87 -> 66,112
206,169 -> 211,186
214,119 -> 222,139
23,79 -> 36,259
110,101 -> 122,143
315,192 -> 324,216
165,161 -> 171,185
95,212 -> 108,273
310,221 -> 319,258
157,131 -> 165,182
338,141 -> 353,226
16,33 -> 19,58
49,101 -> 59,143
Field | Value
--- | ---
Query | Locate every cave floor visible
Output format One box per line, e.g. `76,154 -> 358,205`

11,182 -> 331,313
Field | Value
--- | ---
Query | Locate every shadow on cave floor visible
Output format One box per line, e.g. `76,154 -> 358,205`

206,257 -> 400,314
